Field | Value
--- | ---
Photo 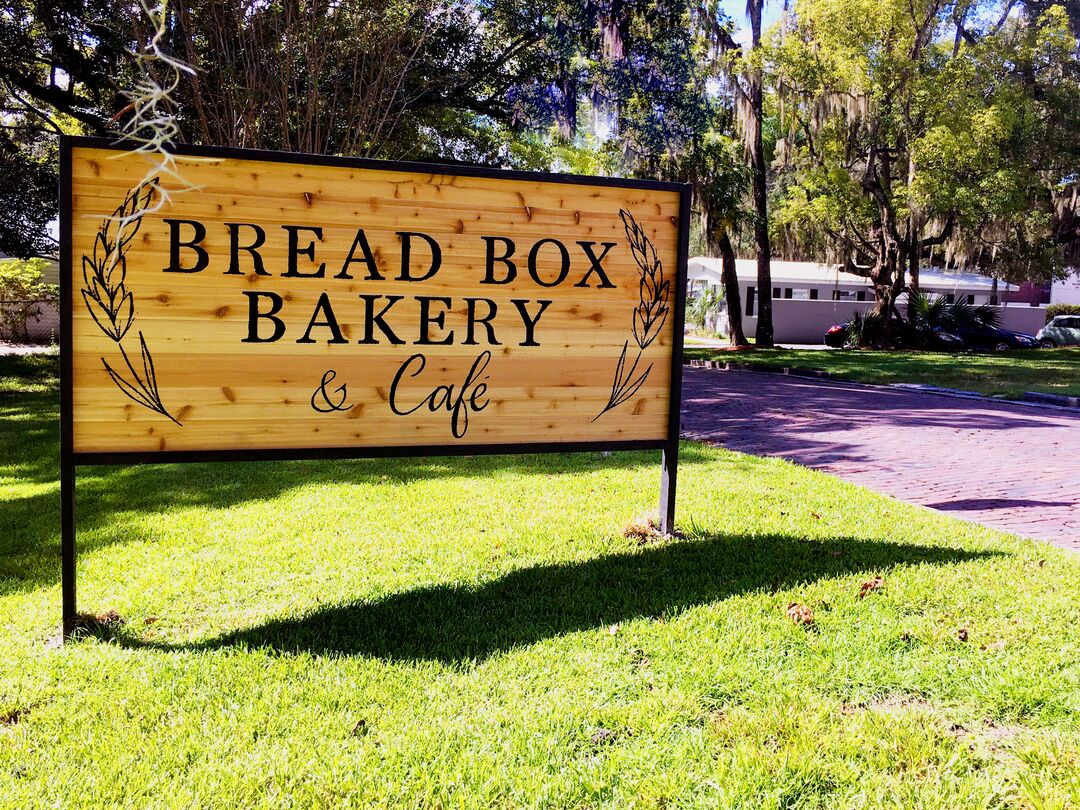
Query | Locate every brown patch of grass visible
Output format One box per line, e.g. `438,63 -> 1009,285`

623,514 -> 663,545
841,694 -> 933,716
1,706 -> 29,726
949,717 -> 1027,753
785,602 -> 815,627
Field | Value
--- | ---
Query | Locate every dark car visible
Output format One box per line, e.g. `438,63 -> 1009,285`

924,327 -> 965,351
825,322 -> 962,350
824,323 -> 848,347
953,324 -> 1039,351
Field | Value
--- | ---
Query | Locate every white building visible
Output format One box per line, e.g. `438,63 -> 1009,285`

688,257 -> 1048,343
1050,268 -> 1080,306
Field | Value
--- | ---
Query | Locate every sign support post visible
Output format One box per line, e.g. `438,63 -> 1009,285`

658,190 -> 690,536
59,140 -> 78,639
60,459 -> 76,638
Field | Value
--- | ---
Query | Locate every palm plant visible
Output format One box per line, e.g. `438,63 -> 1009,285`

971,303 -> 1002,329
687,284 -> 725,333
846,310 -> 884,348
907,291 -> 1000,345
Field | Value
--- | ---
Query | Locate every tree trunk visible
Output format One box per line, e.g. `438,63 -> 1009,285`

869,249 -> 906,347
718,231 -> 749,346
907,232 -> 920,292
748,1 -> 773,347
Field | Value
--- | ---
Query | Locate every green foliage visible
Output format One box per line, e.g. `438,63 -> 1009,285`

845,310 -> 885,348
1045,303 -> 1080,322
0,129 -> 60,259
683,345 -> 1080,398
770,0 -> 1080,297
686,283 -> 725,332
906,291 -> 1000,339
0,258 -> 57,341
3,0 -> 1077,281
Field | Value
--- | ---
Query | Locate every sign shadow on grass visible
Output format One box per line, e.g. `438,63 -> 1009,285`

120,533 -> 1000,663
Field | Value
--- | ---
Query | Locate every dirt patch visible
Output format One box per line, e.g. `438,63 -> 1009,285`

624,514 -> 664,545
841,697 -> 1029,759
949,717 -> 1028,754
0,706 -> 29,727
623,513 -> 686,546
841,694 -> 933,716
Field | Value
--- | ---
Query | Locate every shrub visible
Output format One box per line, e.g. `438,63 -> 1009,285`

846,310 -> 884,347
1045,303 -> 1080,322
686,283 -> 725,334
0,258 -> 58,342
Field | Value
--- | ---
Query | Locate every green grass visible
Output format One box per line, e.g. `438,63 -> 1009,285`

2,353 -> 1079,808
684,346 -> 1080,399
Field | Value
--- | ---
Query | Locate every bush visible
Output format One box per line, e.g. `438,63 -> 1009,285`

1045,303 -> 1080,322
846,310 -> 885,347
0,258 -> 58,341
905,291 -> 1000,349
686,284 -> 725,334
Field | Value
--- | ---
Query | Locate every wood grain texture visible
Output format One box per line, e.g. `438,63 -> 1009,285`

68,145 -> 684,454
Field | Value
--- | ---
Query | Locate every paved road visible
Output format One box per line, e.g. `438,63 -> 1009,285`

681,368 -> 1080,552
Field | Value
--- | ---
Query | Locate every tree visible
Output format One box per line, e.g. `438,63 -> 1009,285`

0,0 -> 139,258
771,0 -> 961,330
546,0 -> 751,345
935,2 -> 1080,276
0,0 -> 569,255
0,128 -> 58,258
154,0 -> 557,161
712,1 -> 774,346
685,131 -> 751,345
769,0 -> 1079,333
745,0 -> 774,346
0,257 -> 57,340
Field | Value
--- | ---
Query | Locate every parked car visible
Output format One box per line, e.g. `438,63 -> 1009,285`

823,322 -> 963,350
1036,315 -> 1080,348
953,323 -> 1039,351
925,327 -> 966,351
823,323 -> 848,348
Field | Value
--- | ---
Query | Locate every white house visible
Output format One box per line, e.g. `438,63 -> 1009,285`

688,257 -> 1048,343
1050,268 -> 1080,305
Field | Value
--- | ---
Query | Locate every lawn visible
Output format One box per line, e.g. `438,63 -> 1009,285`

2,353 -> 1079,808
684,345 -> 1080,400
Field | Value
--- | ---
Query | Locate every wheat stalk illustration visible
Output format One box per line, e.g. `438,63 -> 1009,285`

82,179 -> 180,425
594,209 -> 671,421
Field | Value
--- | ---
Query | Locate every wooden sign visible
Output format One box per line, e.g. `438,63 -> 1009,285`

59,136 -> 689,635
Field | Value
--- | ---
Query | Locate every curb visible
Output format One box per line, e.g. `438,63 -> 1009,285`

684,359 -> 1080,414
685,358 -> 836,380
1021,391 -> 1080,408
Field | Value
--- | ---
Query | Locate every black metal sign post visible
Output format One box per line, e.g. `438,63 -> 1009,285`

60,140 -> 78,638
58,137 -> 689,638
659,189 -> 690,536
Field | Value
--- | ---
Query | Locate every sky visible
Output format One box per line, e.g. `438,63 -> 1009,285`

719,0 -> 785,45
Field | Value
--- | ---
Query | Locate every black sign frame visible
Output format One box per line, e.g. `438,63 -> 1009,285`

58,135 -> 690,637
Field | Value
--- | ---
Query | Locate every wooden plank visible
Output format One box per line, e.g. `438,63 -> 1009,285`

68,143 -> 685,455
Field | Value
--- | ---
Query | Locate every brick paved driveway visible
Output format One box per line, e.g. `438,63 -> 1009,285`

681,368 -> 1080,552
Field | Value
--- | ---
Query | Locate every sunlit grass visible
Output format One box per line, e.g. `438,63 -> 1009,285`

1,354 -> 1078,807
684,346 -> 1080,399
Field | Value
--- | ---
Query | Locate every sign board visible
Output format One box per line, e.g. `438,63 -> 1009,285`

59,136 -> 689,634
